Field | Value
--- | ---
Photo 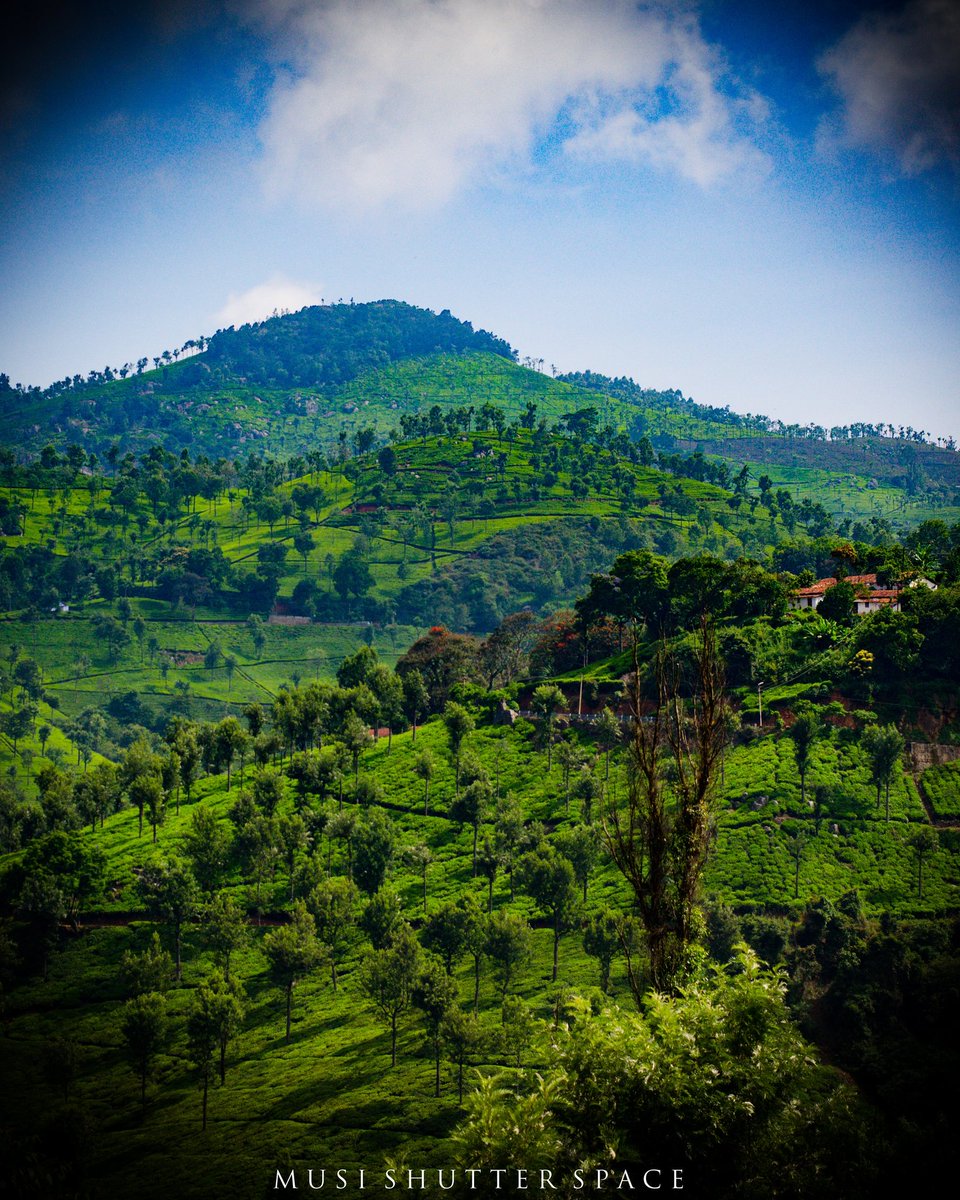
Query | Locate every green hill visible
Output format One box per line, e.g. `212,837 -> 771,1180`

3,299 -> 957,531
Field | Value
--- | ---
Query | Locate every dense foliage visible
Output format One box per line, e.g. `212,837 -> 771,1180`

201,300 -> 516,389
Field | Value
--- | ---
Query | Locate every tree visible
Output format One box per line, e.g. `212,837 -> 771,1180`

326,808 -> 357,878
789,709 -> 821,806
443,702 -> 475,796
402,842 -> 433,911
307,877 -> 358,991
451,948 -> 868,1197
352,809 -> 396,894
247,614 -> 267,660
121,992 -> 167,1111
414,749 -> 436,817
12,656 -> 42,703
137,859 -> 198,981
360,923 -> 420,1067
442,1006 -> 482,1104
333,551 -> 373,604
337,645 -> 379,690
18,870 -> 66,981
2,707 -> 34,758
485,910 -> 531,1001
185,983 -> 216,1132
554,825 -> 599,902
594,707 -> 621,779
278,812 -> 309,900
262,901 -> 325,1041
186,971 -> 246,1128
518,846 -> 580,981
787,825 -> 811,899
413,958 -> 457,1097
818,579 -> 856,625
183,804 -> 231,894
397,626 -> 480,710
573,769 -> 601,826
555,741 -> 586,812
359,889 -> 403,950
92,614 -> 130,661
167,722 -> 201,812
450,778 -> 492,877
132,772 -> 165,844
203,641 -> 222,672
215,717 -> 246,790
234,811 -> 279,909
252,767 -> 284,817
420,901 -> 471,976
575,549 -> 669,638
477,837 -> 502,912
479,611 -> 541,687
499,994 -> 538,1065
402,671 -> 430,741
377,445 -> 397,476
370,665 -> 405,750
121,931 -> 174,995
293,528 -> 314,572
906,825 -> 938,898
133,615 -> 147,662
122,737 -> 163,837
855,608 -> 923,679
493,796 -> 526,900
582,909 -> 621,992
530,684 -> 566,770
342,713 -> 374,790
204,970 -> 245,1086
203,892 -> 248,982
602,624 -> 728,995
22,830 -> 105,930
861,724 -> 905,822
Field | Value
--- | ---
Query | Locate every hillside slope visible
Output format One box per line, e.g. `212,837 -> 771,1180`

2,300 -> 957,531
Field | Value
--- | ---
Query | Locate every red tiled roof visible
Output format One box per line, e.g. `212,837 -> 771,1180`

796,568 -> 883,592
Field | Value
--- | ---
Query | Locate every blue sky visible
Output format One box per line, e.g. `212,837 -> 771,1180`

1,0 -> 958,436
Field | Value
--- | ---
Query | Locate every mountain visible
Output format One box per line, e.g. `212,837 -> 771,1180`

1,299 -> 958,531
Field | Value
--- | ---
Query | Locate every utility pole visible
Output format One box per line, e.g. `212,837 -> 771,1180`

757,682 -> 765,729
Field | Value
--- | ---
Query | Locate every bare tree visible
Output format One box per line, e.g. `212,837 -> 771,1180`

602,621 -> 727,998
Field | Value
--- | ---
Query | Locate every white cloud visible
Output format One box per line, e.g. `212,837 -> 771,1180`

817,0 -> 960,177
214,274 -> 323,328
563,18 -> 771,187
234,0 -> 770,209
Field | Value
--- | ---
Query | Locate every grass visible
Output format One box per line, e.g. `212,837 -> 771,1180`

0,618 -> 422,775
708,734 -> 951,911
920,760 -> 960,820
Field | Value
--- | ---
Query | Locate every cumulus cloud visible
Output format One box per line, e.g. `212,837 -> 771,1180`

817,0 -> 960,177
214,274 -> 323,327
234,0 -> 769,209
563,17 -> 771,187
